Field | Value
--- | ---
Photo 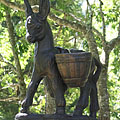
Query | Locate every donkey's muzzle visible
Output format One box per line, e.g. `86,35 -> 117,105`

26,34 -> 35,43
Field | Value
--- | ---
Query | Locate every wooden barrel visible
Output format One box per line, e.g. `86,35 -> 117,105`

55,52 -> 92,87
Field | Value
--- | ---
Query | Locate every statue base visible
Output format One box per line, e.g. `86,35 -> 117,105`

15,113 -> 97,120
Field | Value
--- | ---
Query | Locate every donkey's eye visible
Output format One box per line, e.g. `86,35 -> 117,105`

27,19 -> 32,24
35,23 -> 41,29
27,16 -> 32,24
27,19 -> 35,28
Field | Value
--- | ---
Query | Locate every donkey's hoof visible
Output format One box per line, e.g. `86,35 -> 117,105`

56,107 -> 65,115
73,109 -> 82,116
90,112 -> 96,118
56,110 -> 65,115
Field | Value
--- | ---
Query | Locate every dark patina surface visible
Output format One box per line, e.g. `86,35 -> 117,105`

15,0 -> 101,120
15,113 -> 97,120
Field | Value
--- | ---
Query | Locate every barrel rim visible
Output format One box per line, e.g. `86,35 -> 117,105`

55,52 -> 91,56
56,59 -> 92,63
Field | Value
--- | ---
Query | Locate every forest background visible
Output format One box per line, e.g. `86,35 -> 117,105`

0,0 -> 120,120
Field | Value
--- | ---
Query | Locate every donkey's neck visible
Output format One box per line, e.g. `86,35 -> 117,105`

35,22 -> 54,52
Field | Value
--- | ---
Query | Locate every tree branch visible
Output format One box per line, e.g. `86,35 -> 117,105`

86,0 -> 93,28
85,0 -> 99,59
0,54 -> 16,72
54,25 -> 63,41
49,13 -> 87,34
108,37 -> 120,51
51,6 -> 85,24
108,22 -> 120,51
118,22 -> 120,36
99,0 -> 107,48
0,84 -> 19,91
0,0 -> 24,11
56,37 -> 76,43
0,97 -> 19,102
6,9 -> 26,100
92,27 -> 103,40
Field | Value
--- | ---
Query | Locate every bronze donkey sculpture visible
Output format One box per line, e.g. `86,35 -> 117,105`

21,0 -> 101,118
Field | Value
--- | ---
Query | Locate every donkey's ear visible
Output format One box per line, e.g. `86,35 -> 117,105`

24,0 -> 33,17
39,0 -> 50,19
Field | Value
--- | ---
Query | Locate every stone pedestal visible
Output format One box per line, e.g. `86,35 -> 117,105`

15,113 -> 97,120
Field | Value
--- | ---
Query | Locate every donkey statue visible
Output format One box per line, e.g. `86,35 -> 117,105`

21,0 -> 101,118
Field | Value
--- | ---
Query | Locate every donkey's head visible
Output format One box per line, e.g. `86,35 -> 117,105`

24,0 -> 50,43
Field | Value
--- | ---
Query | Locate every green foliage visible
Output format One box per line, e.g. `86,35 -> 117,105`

65,88 -> 80,114
29,82 -> 46,114
0,102 -> 19,120
0,6 -> 31,120
108,46 -> 120,119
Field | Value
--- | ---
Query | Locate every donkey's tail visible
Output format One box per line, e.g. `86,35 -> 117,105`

92,58 -> 102,83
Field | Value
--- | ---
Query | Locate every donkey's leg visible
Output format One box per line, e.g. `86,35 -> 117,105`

73,82 -> 91,116
89,83 -> 99,118
48,66 -> 66,114
20,70 -> 43,113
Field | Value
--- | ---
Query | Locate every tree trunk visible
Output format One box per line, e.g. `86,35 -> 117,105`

85,25 -> 110,119
45,91 -> 56,114
43,78 -> 56,114
98,52 -> 110,120
6,9 -> 26,100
